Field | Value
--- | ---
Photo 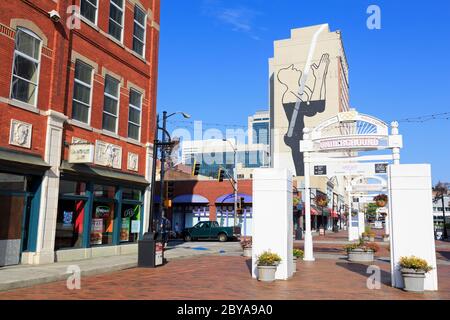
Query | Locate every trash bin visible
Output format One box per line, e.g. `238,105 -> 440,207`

295,228 -> 303,240
138,232 -> 165,268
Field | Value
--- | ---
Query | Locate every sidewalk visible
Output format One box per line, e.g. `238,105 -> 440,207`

0,241 -> 242,292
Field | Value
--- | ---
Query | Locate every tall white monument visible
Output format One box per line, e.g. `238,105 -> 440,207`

252,168 -> 294,280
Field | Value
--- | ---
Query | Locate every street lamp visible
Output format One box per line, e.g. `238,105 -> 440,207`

222,139 -> 238,234
159,111 -> 191,222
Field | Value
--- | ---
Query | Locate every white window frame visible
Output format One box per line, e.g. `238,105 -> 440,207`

10,28 -> 42,108
102,75 -> 120,134
128,89 -> 142,141
108,0 -> 125,42
72,60 -> 94,125
132,5 -> 147,57
80,0 -> 99,25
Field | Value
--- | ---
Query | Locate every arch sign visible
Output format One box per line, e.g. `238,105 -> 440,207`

299,110 -> 438,291
300,110 -> 402,262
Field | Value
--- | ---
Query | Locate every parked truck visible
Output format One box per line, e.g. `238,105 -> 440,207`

182,221 -> 241,242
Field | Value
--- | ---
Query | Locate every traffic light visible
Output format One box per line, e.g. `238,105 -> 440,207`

167,181 -> 174,199
237,197 -> 245,215
192,160 -> 201,176
218,168 -> 225,182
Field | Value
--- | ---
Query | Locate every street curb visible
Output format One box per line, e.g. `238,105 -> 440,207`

0,262 -> 138,292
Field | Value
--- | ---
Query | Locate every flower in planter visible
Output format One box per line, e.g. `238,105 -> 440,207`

399,256 -> 433,272
293,249 -> 304,259
240,238 -> 252,249
256,251 -> 282,266
344,238 -> 379,252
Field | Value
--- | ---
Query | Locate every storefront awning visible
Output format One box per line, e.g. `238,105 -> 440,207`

172,194 -> 209,204
216,193 -> 252,204
0,148 -> 50,174
60,161 -> 149,187
300,203 -> 320,215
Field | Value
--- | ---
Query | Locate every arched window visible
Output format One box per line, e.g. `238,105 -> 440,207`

10,28 -> 42,106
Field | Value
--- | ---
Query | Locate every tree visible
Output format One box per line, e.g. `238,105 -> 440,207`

433,181 -> 448,239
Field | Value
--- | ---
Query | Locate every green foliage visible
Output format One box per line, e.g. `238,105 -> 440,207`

256,251 -> 282,266
293,249 -> 304,259
344,238 -> 379,253
366,203 -> 378,215
240,239 -> 252,249
399,256 -> 433,272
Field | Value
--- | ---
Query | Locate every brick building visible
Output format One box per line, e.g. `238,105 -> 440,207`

0,0 -> 160,266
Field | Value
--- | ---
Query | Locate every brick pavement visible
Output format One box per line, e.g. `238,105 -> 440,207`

1,254 -> 449,300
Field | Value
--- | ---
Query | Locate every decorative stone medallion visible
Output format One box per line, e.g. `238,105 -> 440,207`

72,137 -> 88,144
9,119 -> 32,149
94,140 -> 122,169
127,152 -> 139,172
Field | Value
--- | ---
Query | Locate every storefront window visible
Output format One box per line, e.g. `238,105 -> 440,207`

122,188 -> 141,201
120,204 -> 141,243
93,184 -> 115,198
59,180 -> 86,196
55,199 -> 85,250
0,173 -> 27,191
91,202 -> 115,246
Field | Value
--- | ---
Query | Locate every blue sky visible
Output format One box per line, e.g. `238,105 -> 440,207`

157,0 -> 450,183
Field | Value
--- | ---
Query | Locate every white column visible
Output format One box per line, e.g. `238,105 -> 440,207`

384,210 -> 390,235
388,164 -> 438,291
23,111 -> 67,265
142,142 -> 154,233
391,121 -> 401,165
358,210 -> 365,237
252,168 -> 293,280
303,151 -> 314,261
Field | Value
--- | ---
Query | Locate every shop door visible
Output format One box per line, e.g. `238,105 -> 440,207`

0,195 -> 29,266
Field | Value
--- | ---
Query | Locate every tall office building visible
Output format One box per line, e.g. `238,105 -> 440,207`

248,110 -> 270,145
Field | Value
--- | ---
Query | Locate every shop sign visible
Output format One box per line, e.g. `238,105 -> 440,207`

315,135 -> 388,152
155,242 -> 164,266
120,218 -> 130,242
68,144 -> 94,164
131,220 -> 141,233
123,208 -> 135,218
90,218 -> 103,245
312,162 -> 389,177
63,211 -> 73,227
95,206 -> 110,218
94,140 -> 122,169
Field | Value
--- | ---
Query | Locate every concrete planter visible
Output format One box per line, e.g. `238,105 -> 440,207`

243,247 -> 252,257
347,249 -> 374,262
401,268 -> 426,292
292,257 -> 297,273
383,236 -> 389,242
257,265 -> 278,282
363,236 -> 370,241
369,236 -> 375,242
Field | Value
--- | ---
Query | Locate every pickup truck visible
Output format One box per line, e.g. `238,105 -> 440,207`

183,221 -> 241,242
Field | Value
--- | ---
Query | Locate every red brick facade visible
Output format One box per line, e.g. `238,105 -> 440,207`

155,180 -> 254,222
0,0 -> 160,175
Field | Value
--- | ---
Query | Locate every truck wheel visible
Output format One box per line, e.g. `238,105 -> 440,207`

218,233 -> 228,242
184,234 -> 192,242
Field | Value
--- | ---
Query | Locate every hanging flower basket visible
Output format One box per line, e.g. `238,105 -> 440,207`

315,194 -> 328,207
373,194 -> 388,207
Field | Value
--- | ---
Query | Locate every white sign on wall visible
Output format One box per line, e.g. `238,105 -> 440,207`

68,144 -> 94,164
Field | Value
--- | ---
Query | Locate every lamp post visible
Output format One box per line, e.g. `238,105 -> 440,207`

159,111 -> 191,223
223,139 -> 238,233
